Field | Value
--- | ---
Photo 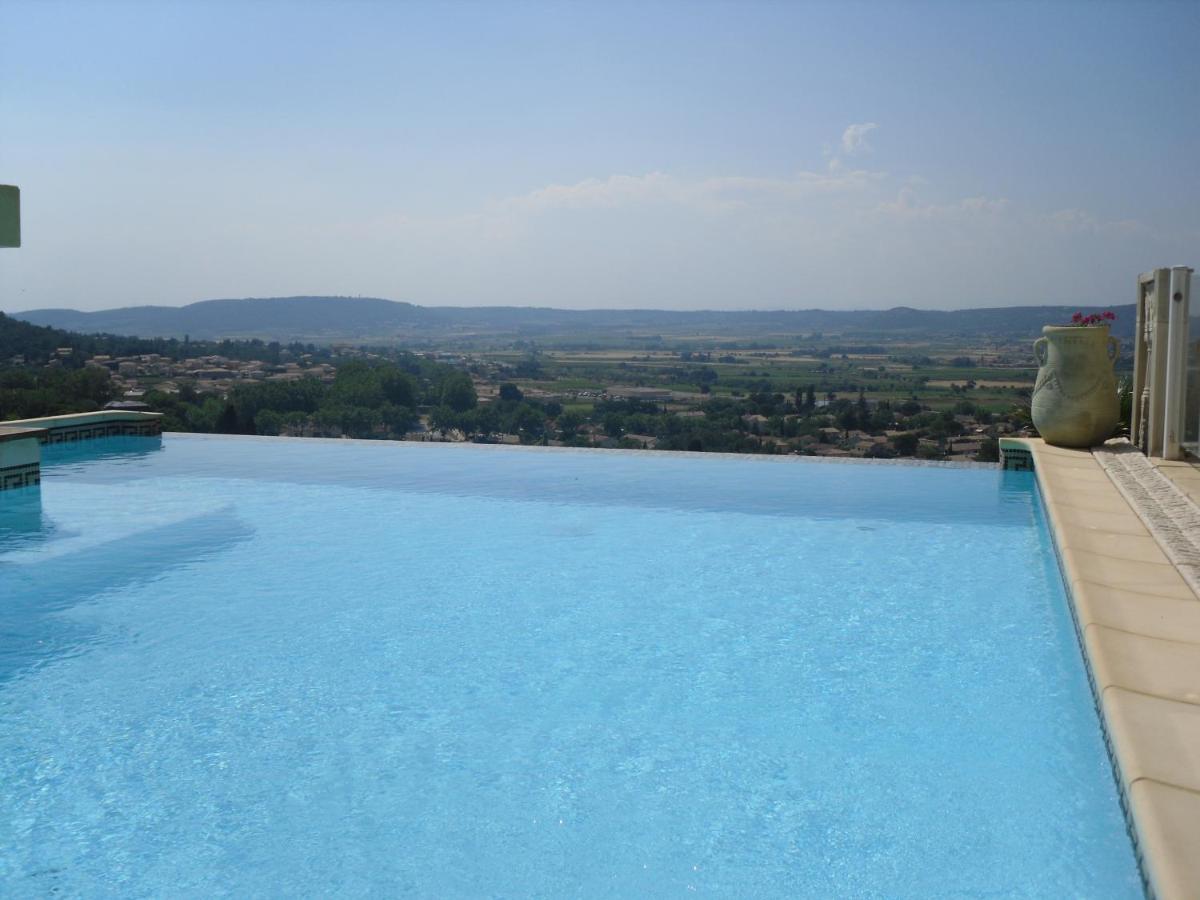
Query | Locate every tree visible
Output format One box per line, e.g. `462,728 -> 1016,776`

380,403 -> 417,436
976,437 -> 1000,462
215,402 -> 241,434
557,410 -> 583,438
329,361 -> 384,408
510,404 -> 547,442
440,372 -> 477,412
340,406 -> 380,438
836,404 -> 859,430
379,367 -> 417,407
186,396 -> 224,432
315,404 -> 379,438
869,400 -> 894,432
428,405 -> 460,434
476,402 -> 504,437
255,409 -> 285,435
932,410 -> 964,438
498,382 -> 524,403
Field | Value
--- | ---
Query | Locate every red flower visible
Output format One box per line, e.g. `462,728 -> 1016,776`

1067,309 -> 1116,326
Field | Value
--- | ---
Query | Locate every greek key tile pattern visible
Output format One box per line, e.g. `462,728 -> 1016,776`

0,462 -> 40,491
37,420 -> 161,444
1001,447 -> 1034,472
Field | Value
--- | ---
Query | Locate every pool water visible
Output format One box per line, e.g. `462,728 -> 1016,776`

0,435 -> 1141,897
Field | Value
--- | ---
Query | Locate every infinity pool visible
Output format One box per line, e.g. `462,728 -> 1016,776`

0,435 -> 1141,897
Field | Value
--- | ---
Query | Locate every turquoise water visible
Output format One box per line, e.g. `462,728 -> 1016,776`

0,435 -> 1141,897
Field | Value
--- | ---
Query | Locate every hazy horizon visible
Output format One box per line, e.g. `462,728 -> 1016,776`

1,0 -> 1197,314
8,292 -> 1145,317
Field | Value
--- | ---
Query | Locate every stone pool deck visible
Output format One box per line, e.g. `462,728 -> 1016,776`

1003,437 -> 1200,900
1155,457 -> 1200,508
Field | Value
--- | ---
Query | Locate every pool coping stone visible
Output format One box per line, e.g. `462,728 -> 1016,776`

1002,437 -> 1200,900
163,430 -> 1001,467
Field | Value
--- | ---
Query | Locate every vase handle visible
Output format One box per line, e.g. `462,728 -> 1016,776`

1034,336 -> 1048,366
1107,336 -> 1120,364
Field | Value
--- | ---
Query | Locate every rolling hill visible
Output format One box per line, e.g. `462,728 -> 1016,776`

13,296 -> 1145,344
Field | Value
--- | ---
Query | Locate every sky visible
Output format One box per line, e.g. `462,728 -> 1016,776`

1,0 -> 1198,313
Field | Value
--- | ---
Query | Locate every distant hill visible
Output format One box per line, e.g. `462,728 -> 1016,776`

15,297 -> 423,342
0,309 -> 309,366
13,296 -> 1146,344
0,310 -> 167,363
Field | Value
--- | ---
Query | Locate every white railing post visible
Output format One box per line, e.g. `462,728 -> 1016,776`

1133,272 -> 1153,450
1139,269 -> 1172,456
1162,266 -> 1193,459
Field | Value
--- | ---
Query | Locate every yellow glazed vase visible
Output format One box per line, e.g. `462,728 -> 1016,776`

1031,324 -> 1120,448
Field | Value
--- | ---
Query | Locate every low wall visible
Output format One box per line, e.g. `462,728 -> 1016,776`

0,426 -> 42,490
999,438 -> 1034,471
2,410 -> 163,444
0,411 -> 163,492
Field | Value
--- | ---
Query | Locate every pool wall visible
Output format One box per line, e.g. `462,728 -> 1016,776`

1003,437 -> 1200,900
0,427 -> 41,490
0,411 -> 163,491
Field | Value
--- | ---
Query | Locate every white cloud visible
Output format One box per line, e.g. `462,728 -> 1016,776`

518,173 -> 677,211
1043,208 -> 1146,235
501,166 -> 886,217
874,188 -> 1009,220
248,167 -> 1152,312
1,123 -> 1166,313
841,122 -> 879,155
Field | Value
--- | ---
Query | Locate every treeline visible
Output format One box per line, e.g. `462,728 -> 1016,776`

0,311 -> 331,367
426,385 -> 1002,458
145,363 -> 1005,459
0,367 -> 117,419
146,357 -> 475,439
0,307 -> 1010,459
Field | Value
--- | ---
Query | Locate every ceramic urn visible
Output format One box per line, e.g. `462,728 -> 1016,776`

1031,324 -> 1120,448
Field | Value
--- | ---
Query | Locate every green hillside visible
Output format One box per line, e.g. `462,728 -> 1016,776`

13,296 -> 1150,344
